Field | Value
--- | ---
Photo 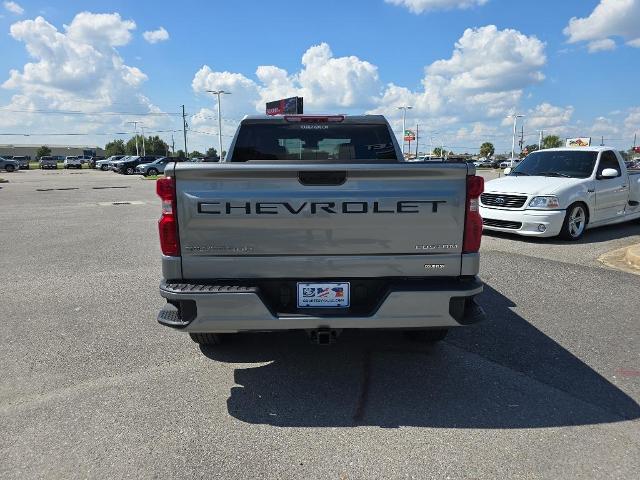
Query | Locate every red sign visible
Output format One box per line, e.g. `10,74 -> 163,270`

633,146 -> 640,154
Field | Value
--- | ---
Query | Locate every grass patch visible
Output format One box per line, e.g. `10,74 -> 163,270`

142,174 -> 164,180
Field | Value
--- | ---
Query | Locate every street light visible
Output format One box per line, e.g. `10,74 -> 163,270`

397,106 -> 413,155
126,121 -> 140,155
207,90 -> 231,161
140,124 -> 146,156
507,114 -> 525,161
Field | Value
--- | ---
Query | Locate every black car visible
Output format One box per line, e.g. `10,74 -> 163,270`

116,155 -> 162,174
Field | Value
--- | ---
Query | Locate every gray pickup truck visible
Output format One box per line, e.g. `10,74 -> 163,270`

156,115 -> 485,346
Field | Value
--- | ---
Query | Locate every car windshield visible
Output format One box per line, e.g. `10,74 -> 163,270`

231,122 -> 398,162
510,150 -> 598,178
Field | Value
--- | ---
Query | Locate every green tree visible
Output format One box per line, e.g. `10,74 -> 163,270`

104,139 -> 125,157
125,135 -> 144,155
36,145 -> 51,159
479,142 -> 495,158
542,135 -> 562,149
144,136 -> 170,156
189,150 -> 204,158
205,147 -> 218,158
175,149 -> 185,159
432,147 -> 445,157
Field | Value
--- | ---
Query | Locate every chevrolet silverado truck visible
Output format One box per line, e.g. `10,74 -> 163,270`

155,115 -> 486,346
481,147 -> 640,240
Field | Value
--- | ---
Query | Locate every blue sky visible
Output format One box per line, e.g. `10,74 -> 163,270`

1,0 -> 639,154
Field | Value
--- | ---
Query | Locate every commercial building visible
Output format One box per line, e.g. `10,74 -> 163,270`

0,144 -> 105,159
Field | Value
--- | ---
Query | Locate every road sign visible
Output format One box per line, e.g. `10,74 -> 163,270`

404,130 -> 415,141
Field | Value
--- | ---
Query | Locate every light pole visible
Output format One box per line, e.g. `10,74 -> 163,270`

126,121 -> 139,155
397,106 -> 412,155
508,114 -> 525,161
140,124 -> 146,156
207,90 -> 231,161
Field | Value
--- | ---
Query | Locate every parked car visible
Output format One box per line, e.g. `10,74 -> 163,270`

39,156 -> 58,169
481,147 -> 640,240
12,156 -> 30,169
135,157 -> 177,176
96,155 -> 124,171
116,155 -> 160,174
110,155 -> 133,171
499,159 -> 521,169
0,156 -> 20,172
63,156 -> 83,169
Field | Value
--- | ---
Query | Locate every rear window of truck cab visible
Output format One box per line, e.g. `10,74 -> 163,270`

230,123 -> 399,162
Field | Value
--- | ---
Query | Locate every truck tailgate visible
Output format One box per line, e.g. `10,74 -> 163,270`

173,162 -> 469,278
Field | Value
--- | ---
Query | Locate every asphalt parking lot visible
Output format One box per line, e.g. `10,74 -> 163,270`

1,169 -> 639,479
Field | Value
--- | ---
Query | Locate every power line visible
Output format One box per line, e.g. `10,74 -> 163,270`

0,129 -> 181,136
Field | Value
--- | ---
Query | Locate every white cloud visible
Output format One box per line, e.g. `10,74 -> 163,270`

3,1 -> 23,15
371,25 -> 546,122
563,0 -> 640,51
143,26 -> 169,44
523,103 -> 574,130
385,0 -> 488,14
0,12 -> 168,142
192,42 -> 381,114
587,38 -> 616,52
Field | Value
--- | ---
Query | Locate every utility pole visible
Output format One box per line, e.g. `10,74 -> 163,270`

397,106 -> 413,156
415,124 -> 419,158
207,90 -> 231,161
181,105 -> 188,158
140,125 -> 146,156
126,121 -> 139,155
519,124 -> 524,154
507,114 -> 525,161
171,133 -> 175,156
601,135 -> 604,146
538,130 -> 543,150
634,133 -> 637,149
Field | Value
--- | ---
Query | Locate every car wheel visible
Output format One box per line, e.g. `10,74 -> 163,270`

189,333 -> 224,345
126,167 -> 134,175
559,202 -> 588,241
101,165 -> 108,171
5,164 -> 15,172
403,328 -> 448,343
148,168 -> 158,176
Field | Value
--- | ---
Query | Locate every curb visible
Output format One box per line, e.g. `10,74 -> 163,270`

624,244 -> 640,270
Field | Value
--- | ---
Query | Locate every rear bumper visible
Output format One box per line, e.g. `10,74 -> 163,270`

157,277 -> 485,332
480,206 -> 566,237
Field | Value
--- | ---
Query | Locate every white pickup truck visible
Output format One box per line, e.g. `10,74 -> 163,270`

480,147 -> 640,240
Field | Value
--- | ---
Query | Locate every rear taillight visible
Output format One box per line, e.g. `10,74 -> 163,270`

463,175 -> 484,253
156,176 -> 180,256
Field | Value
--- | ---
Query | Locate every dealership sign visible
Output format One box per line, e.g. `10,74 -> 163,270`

266,96 -> 304,115
404,130 -> 415,141
566,137 -> 591,147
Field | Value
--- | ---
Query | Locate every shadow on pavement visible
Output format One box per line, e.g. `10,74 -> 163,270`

200,285 -> 640,428
483,221 -> 640,245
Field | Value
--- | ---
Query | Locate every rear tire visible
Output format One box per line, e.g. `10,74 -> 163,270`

101,165 -> 108,171
5,164 -> 15,172
189,332 -> 223,345
147,168 -> 158,176
403,328 -> 448,343
126,167 -> 134,175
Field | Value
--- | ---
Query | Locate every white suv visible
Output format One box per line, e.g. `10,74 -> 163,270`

63,156 -> 83,169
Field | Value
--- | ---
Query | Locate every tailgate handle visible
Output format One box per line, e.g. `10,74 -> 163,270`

298,171 -> 347,186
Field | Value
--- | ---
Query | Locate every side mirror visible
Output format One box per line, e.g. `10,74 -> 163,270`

504,167 -> 512,175
600,168 -> 619,179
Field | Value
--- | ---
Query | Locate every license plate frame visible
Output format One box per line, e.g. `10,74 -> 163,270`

297,282 -> 350,308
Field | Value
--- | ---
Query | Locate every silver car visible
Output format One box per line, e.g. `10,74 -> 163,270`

135,157 -> 172,176
0,156 -> 20,172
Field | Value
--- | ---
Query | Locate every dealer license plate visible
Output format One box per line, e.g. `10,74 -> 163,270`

297,282 -> 350,308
